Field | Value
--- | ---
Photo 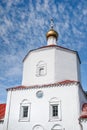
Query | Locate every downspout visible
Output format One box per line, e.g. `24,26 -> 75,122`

6,90 -> 12,130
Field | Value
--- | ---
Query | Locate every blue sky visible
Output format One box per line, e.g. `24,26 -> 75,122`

0,0 -> 87,103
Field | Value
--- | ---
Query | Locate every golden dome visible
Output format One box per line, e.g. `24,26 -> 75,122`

46,29 -> 58,40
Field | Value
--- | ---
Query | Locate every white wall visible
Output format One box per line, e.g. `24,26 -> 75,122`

4,84 -> 81,130
22,47 -> 80,86
81,121 -> 87,130
79,85 -> 87,110
0,122 -> 4,130
3,91 -> 12,130
55,48 -> 80,82
22,48 -> 55,86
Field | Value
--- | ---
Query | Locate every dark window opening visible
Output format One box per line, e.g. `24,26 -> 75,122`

52,105 -> 58,117
23,106 -> 28,118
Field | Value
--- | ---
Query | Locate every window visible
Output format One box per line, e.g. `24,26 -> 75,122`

36,90 -> 43,98
51,124 -> 62,130
22,106 -> 28,118
36,61 -> 47,76
49,97 -> 61,121
19,100 -> 31,121
33,125 -> 44,130
0,120 -> 4,124
39,67 -> 44,76
52,105 -> 58,117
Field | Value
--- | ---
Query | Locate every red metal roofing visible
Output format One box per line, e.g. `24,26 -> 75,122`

0,104 -> 6,120
58,80 -> 78,84
7,80 -> 79,91
80,103 -> 87,119
7,85 -> 27,91
12,86 -> 26,89
80,114 -> 87,119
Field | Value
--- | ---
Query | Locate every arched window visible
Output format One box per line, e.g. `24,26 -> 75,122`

19,99 -> 31,121
49,97 -> 62,121
33,125 -> 44,130
36,61 -> 47,76
51,124 -> 62,130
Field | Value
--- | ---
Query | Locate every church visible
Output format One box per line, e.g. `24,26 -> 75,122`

0,20 -> 87,130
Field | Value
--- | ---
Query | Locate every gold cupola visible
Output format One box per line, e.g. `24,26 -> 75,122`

46,19 -> 58,45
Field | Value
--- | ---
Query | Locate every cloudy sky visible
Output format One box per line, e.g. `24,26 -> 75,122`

0,0 -> 87,103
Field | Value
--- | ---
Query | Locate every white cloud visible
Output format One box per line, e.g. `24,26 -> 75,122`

58,3 -> 65,13
83,9 -> 87,15
5,65 -> 22,77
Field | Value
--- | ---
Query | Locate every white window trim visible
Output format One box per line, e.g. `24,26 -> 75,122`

36,61 -> 47,77
51,124 -> 63,130
19,101 -> 31,122
49,100 -> 62,121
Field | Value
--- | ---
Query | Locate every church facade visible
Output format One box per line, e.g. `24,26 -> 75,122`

0,21 -> 87,130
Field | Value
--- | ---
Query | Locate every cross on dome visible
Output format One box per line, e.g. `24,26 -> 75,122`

50,18 -> 54,29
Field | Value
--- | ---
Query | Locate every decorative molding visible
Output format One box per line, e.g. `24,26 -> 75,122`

33,124 -> 44,130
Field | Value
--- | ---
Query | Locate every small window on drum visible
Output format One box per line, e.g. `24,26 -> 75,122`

36,61 -> 47,76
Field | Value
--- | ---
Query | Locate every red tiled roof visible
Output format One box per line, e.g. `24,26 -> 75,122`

0,104 -> 6,120
80,103 -> 87,119
58,80 -> 78,84
80,114 -> 87,119
12,86 -> 26,89
7,85 -> 27,91
7,80 -> 79,91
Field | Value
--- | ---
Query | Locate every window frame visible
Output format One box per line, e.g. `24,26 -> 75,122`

19,100 -> 31,122
49,98 -> 61,121
51,124 -> 62,130
36,61 -> 47,77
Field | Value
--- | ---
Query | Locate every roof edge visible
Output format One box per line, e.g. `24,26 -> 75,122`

7,80 -> 79,91
23,45 -> 81,63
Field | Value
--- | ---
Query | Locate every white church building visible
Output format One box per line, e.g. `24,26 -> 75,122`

0,20 -> 87,130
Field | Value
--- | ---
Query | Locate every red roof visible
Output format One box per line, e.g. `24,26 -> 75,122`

7,85 -> 27,91
58,80 -> 78,84
7,80 -> 79,91
12,86 -> 26,89
80,103 -> 87,119
80,114 -> 87,119
0,104 -> 6,120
